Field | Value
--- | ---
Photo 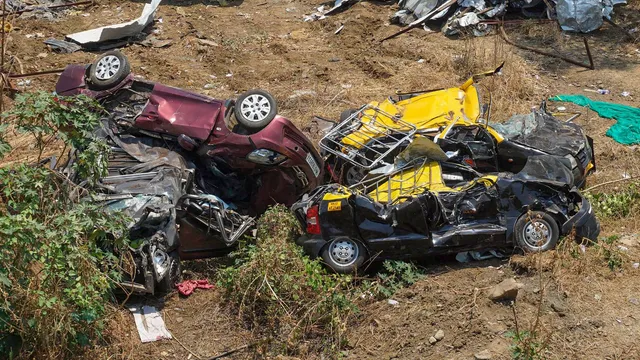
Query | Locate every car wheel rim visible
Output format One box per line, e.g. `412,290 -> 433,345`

522,220 -> 551,249
240,94 -> 271,122
329,239 -> 359,267
95,55 -> 121,80
345,166 -> 366,186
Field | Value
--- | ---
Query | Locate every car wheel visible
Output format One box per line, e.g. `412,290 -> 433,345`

343,164 -> 367,186
88,51 -> 131,90
156,251 -> 181,294
514,211 -> 559,252
321,237 -> 367,274
234,89 -> 278,130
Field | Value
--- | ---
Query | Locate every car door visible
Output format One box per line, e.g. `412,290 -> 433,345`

433,165 -> 506,250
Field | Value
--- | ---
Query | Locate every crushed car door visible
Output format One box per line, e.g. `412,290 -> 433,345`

431,165 -> 506,250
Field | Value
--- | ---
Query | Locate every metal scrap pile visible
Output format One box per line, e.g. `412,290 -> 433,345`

305,0 -> 628,35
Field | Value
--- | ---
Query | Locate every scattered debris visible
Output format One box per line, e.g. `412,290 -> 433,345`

66,0 -> 161,49
313,0 -> 626,40
387,299 -> 399,306
633,263 -> 639,269
44,38 -> 81,53
622,91 -> 631,97
434,329 -> 444,341
456,250 -> 505,263
487,278 -> 523,302
177,279 -> 214,296
128,304 -> 172,343
428,336 -> 437,345
335,24 -> 344,34
138,36 -> 173,48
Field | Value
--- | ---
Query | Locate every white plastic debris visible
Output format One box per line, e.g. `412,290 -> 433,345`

388,299 -> 399,306
622,91 -> 631,97
128,304 -> 172,343
66,0 -> 161,45
417,58 -> 425,63
557,106 -> 567,111
633,262 -> 639,269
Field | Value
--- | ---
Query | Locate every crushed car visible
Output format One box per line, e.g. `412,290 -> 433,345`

292,141 -> 600,274
319,66 -> 595,188
56,51 -> 323,293
56,50 -> 323,215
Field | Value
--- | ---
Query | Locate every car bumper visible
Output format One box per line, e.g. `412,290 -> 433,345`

562,195 -> 600,241
296,235 -> 327,259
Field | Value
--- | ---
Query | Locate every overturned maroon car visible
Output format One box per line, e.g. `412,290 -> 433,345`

57,51 -> 323,293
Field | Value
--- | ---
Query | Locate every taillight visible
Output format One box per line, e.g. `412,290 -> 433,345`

306,205 -> 321,235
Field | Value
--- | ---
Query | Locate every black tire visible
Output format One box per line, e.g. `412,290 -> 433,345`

321,237 -> 368,274
234,89 -> 278,130
339,108 -> 358,122
514,211 -> 559,252
88,51 -> 131,90
156,251 -> 181,294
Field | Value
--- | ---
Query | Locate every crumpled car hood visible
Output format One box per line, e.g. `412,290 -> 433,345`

492,111 -> 586,157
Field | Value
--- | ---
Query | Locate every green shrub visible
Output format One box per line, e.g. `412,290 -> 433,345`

586,184 -> 640,218
0,92 -> 128,358
506,330 -> 544,360
217,205 -> 356,354
373,260 -> 424,299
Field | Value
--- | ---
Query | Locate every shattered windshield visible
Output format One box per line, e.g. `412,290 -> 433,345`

491,111 -> 586,156
491,112 -> 539,140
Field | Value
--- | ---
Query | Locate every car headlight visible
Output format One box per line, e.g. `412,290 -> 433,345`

564,154 -> 578,169
247,149 -> 287,165
153,249 -> 170,279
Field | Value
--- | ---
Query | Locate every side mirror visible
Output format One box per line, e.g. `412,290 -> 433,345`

177,134 -> 198,152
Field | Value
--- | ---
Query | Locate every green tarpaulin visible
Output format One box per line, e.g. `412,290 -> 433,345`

549,95 -> 640,145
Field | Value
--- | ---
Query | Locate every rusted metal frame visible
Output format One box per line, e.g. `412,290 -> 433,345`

7,68 -> 65,78
500,26 -> 594,70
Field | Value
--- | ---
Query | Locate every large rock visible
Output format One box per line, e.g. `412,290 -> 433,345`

487,278 -> 523,301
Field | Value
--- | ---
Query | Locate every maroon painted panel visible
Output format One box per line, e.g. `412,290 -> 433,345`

134,84 -> 223,140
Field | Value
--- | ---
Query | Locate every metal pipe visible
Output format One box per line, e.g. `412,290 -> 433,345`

7,68 -> 65,78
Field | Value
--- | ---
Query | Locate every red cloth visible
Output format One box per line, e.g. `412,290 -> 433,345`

176,279 -> 214,296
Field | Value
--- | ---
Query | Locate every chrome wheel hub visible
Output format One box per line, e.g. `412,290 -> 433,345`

240,94 -> 271,122
329,239 -> 358,266
345,166 -> 366,186
523,220 -> 551,248
95,55 -> 121,80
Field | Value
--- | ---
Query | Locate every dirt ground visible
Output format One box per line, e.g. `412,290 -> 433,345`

4,0 -> 640,359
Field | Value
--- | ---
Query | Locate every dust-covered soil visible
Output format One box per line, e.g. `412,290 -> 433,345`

4,0 -> 640,359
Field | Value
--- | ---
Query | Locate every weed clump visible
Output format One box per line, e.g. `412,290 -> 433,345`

218,205 -> 356,354
586,184 -> 640,218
